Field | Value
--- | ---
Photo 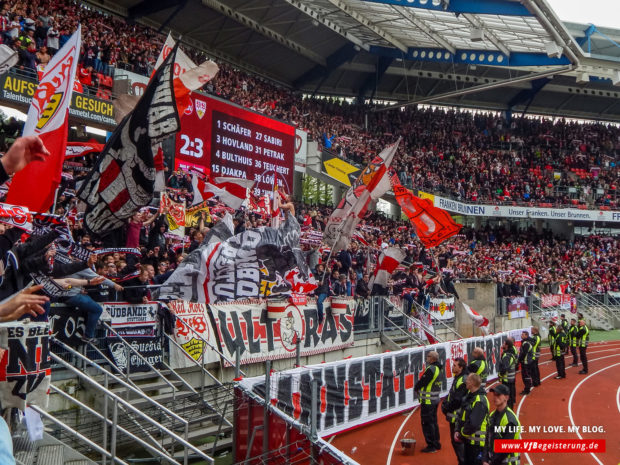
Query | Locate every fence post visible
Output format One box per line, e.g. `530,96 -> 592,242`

262,360 -> 271,456
235,346 -> 242,379
295,334 -> 301,368
310,378 -> 319,462
110,399 -> 118,463
102,373 -> 108,465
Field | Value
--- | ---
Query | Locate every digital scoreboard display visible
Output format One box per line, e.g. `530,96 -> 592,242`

175,94 -> 295,197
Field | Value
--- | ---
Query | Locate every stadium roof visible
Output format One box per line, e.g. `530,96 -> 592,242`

98,0 -> 620,121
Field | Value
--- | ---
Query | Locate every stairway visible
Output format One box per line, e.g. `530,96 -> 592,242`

48,368 -> 234,463
13,431 -> 97,465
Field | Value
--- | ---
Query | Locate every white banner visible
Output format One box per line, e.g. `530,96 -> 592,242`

167,300 -> 220,368
239,327 -> 530,437
104,302 -> 158,337
428,296 -> 455,320
420,191 -> 620,223
210,298 -> 355,366
294,129 -> 308,173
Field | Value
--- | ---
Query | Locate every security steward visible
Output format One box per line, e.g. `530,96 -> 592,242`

576,319 -> 589,374
455,373 -> 489,465
468,347 -> 488,387
560,314 -> 569,354
530,327 -> 542,387
517,331 -> 533,395
553,324 -> 567,379
414,350 -> 443,453
498,338 -> 517,409
568,318 -> 579,366
483,384 -> 521,465
548,321 -> 557,360
441,357 -> 469,465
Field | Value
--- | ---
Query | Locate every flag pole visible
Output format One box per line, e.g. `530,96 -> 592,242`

51,186 -> 60,214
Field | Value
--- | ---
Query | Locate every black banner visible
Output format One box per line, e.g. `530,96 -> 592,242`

49,306 -> 87,348
0,72 -> 116,128
107,336 -> 164,373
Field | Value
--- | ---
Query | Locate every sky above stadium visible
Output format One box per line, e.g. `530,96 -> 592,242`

547,0 -> 618,29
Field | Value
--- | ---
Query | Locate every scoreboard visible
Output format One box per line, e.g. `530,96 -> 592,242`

175,94 -> 295,196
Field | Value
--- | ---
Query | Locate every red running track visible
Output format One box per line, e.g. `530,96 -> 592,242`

329,340 -> 620,465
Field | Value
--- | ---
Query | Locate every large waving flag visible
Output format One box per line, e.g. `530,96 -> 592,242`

157,213 -> 316,303
78,44 -> 180,236
191,173 -> 252,209
7,26 -> 81,212
462,302 -> 490,335
324,138 -> 400,252
391,178 -> 462,248
369,247 -> 406,290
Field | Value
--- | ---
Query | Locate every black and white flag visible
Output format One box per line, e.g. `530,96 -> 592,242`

78,44 -> 180,236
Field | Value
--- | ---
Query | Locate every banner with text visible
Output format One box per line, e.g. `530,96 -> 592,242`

239,327 -> 529,437
541,294 -> 577,313
418,191 -> 620,223
210,298 -> 355,367
0,322 -> 51,411
0,72 -> 115,128
167,300 -> 220,369
104,302 -> 158,337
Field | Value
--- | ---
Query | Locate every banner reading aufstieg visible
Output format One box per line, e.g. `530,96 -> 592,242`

239,327 -> 530,437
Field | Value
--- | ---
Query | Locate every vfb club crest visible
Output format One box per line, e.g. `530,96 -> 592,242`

195,99 -> 207,119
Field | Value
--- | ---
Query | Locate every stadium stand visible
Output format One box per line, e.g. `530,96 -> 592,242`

0,0 -> 619,464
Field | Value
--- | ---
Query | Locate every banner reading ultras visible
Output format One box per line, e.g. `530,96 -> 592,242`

175,94 -> 295,196
0,73 -> 115,128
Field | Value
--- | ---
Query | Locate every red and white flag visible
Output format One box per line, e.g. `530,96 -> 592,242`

369,247 -> 406,289
325,138 -> 401,252
7,25 -> 81,212
462,302 -> 490,335
191,173 -> 252,209
153,33 -> 219,116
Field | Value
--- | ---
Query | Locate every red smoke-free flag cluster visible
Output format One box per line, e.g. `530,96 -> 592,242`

7,26 -> 82,212
391,178 -> 462,248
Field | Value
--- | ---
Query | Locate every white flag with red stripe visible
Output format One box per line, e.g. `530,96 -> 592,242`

462,302 -> 490,335
7,25 -> 81,212
369,247 -> 406,289
191,174 -> 252,209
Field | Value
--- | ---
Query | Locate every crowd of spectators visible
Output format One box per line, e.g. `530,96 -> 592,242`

1,0 -> 619,208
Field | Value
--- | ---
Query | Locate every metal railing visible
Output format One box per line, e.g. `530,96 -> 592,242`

50,341 -> 214,464
412,299 -> 462,340
49,384 -> 179,465
50,353 -> 214,465
380,297 -> 427,346
29,405 -> 132,465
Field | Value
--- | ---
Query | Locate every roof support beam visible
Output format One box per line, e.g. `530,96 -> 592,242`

128,0 -> 184,20
281,0 -> 369,51
357,55 -> 394,102
373,65 -> 573,112
293,43 -> 359,88
201,0 -> 326,66
325,0 -> 409,53
461,13 -> 510,56
357,0 -> 534,16
390,5 -> 456,54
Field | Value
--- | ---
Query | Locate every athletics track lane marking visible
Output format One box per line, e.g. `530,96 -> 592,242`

518,350 -> 620,465
386,406 -> 418,465
568,361 -> 620,465
617,385 -> 620,414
